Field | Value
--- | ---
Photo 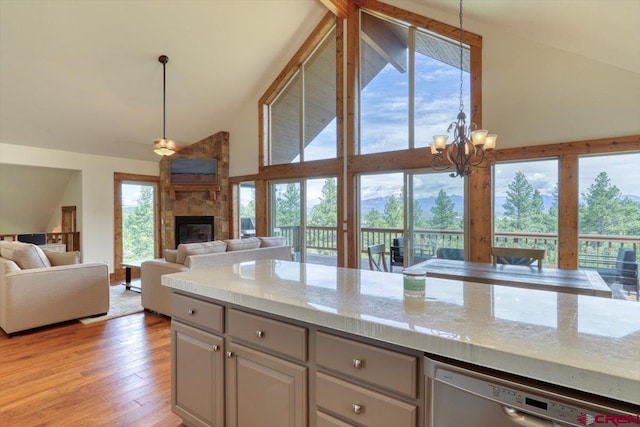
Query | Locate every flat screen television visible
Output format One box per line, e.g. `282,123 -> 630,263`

170,159 -> 217,185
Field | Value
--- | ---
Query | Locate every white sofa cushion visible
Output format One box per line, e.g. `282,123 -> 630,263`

224,237 -> 261,252
258,236 -> 286,247
164,249 -> 178,263
43,249 -> 81,266
0,241 -> 51,269
176,240 -> 227,264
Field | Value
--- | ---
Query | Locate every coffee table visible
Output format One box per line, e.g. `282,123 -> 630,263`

121,261 -> 143,292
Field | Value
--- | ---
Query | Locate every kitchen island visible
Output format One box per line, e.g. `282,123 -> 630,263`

163,259 -> 639,426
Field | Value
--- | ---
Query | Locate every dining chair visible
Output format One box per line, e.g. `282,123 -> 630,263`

491,247 -> 546,270
390,237 -> 404,272
367,243 -> 388,272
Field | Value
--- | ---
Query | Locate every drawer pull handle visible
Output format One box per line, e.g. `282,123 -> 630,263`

352,358 -> 364,369
352,404 -> 363,415
187,309 -> 196,315
226,351 -> 234,358
212,345 -> 219,352
256,330 -> 265,338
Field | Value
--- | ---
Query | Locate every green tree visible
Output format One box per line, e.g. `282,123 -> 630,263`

620,198 -> 640,235
543,184 -> 559,233
412,200 -> 430,230
309,178 -> 337,226
363,208 -> 386,228
499,171 -> 541,231
431,189 -> 459,230
240,199 -> 255,219
383,194 -> 403,228
123,186 -> 154,262
275,183 -> 300,226
579,172 -> 624,234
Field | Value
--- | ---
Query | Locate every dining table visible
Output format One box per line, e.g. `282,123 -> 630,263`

409,258 -> 612,297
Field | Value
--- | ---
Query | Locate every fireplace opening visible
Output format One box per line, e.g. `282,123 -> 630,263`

175,216 -> 214,247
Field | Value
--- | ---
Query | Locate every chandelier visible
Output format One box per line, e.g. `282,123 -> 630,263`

154,55 -> 176,156
430,0 -> 496,177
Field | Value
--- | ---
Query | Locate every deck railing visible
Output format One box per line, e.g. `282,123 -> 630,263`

274,226 -> 638,268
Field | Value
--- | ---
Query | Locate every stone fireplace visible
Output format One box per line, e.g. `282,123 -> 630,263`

159,131 -> 229,250
175,216 -> 215,247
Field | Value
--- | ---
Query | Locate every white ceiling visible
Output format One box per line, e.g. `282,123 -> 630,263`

1,0 -> 638,163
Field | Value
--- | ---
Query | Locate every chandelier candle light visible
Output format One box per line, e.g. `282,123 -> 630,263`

154,54 -> 176,156
430,0 -> 496,177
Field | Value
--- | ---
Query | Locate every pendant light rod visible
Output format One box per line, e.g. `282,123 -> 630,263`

153,54 -> 175,156
159,55 -> 169,139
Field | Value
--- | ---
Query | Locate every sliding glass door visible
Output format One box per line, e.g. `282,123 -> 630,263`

270,177 -> 338,265
359,170 -> 465,270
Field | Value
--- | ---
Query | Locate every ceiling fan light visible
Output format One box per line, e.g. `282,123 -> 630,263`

154,138 -> 175,156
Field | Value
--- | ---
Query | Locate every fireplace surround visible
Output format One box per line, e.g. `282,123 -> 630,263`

175,216 -> 214,247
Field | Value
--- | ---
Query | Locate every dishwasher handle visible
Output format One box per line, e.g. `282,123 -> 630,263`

502,406 -> 560,427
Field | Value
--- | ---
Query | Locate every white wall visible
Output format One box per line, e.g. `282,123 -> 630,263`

0,143 -> 158,272
226,1 -> 640,175
46,170 -> 82,232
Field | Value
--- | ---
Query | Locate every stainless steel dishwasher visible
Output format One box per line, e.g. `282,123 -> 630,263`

425,357 -> 639,427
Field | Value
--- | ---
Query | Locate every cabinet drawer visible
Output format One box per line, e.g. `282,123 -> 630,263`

316,410 -> 355,427
172,293 -> 224,333
316,332 -> 417,397
315,372 -> 417,427
227,309 -> 307,361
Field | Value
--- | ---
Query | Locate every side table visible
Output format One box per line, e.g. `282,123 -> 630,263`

121,261 -> 144,292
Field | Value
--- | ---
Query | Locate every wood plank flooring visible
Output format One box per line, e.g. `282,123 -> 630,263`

0,311 -> 184,426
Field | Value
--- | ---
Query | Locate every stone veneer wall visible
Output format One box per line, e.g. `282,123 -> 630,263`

159,131 -> 229,250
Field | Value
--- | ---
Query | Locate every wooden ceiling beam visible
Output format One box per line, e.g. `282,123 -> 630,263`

318,0 -> 347,19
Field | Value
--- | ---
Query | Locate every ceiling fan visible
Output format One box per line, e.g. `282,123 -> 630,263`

153,54 -> 184,156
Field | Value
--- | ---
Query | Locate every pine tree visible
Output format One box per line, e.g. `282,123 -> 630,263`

500,171 -> 535,231
431,189 -> 459,230
275,184 -> 301,226
123,186 -> 154,262
363,208 -> 386,228
309,178 -> 337,226
579,172 -> 624,234
412,200 -> 430,230
383,194 -> 403,228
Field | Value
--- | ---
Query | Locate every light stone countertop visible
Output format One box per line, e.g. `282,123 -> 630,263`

162,259 -> 640,405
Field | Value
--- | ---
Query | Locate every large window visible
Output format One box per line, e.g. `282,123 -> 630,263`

359,11 -> 469,154
359,171 -> 464,269
238,181 -> 256,238
493,160 -> 559,266
269,27 -> 337,165
270,177 -> 338,265
578,153 -> 640,271
121,182 -> 157,263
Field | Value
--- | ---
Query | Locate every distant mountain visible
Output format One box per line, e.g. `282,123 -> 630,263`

349,193 -> 638,219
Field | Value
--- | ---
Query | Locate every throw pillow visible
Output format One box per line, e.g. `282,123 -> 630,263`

0,241 -> 51,269
164,249 -> 178,263
224,237 -> 261,252
258,236 -> 286,247
176,241 -> 227,264
43,249 -> 81,266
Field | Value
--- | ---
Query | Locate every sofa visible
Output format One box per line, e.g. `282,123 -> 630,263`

0,241 -> 110,334
141,237 -> 292,316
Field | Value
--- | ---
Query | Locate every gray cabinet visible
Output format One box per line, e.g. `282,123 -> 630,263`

171,320 -> 224,427
225,342 -> 307,427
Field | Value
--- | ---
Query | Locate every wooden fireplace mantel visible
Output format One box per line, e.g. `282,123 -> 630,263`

168,185 -> 221,200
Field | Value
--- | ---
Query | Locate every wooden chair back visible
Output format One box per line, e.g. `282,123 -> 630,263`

491,247 -> 546,270
367,244 -> 388,272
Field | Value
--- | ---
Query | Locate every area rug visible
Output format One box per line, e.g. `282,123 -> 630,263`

79,285 -> 143,325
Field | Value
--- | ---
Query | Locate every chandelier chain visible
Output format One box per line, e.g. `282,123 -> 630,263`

458,0 -> 464,113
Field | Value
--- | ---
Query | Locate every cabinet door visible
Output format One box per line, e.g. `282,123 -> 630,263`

172,320 -> 224,427
226,341 -> 307,427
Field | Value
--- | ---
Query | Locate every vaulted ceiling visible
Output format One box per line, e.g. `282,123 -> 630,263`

0,0 -> 637,163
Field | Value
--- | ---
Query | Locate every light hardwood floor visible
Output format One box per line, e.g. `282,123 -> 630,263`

0,309 -> 184,426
